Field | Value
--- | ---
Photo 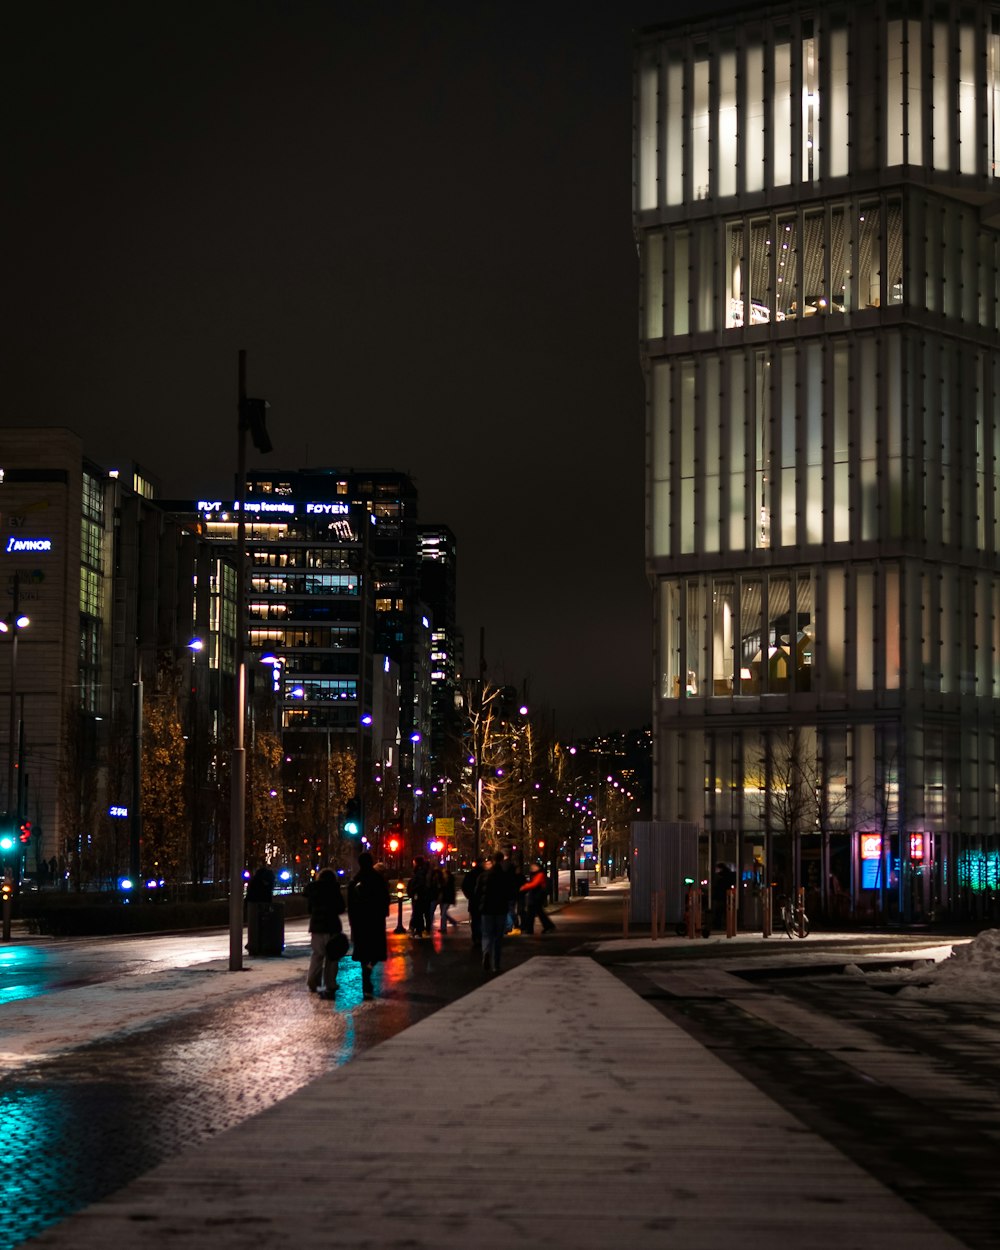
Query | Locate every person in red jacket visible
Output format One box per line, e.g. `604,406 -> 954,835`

519,861 -> 555,934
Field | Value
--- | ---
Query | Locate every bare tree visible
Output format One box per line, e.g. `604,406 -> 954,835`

763,726 -> 849,912
141,679 -> 187,891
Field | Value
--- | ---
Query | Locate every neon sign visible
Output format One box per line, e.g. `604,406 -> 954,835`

5,537 -> 51,553
860,834 -> 882,860
305,503 -> 350,516
198,500 -> 350,517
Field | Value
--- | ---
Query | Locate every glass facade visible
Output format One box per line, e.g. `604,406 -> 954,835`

638,0 -> 1000,923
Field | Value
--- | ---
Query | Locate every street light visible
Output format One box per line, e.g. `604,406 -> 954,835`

1,576 -> 30,820
230,349 -> 272,972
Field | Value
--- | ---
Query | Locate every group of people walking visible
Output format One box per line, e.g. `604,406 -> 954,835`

304,851 -> 390,1000
405,858 -> 461,936
295,848 -> 557,1000
461,853 -> 555,974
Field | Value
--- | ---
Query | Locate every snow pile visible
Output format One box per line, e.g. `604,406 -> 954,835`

894,928 -> 1000,1002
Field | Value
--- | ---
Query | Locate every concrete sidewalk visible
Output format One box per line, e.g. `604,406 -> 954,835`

26,957 -> 961,1250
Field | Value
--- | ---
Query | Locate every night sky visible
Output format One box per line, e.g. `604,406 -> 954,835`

4,0 -> 733,738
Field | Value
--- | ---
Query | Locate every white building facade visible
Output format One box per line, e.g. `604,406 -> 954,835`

636,0 -> 1000,922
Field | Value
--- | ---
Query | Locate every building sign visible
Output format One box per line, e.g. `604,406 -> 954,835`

5,537 -> 52,553
198,499 -> 352,519
109,805 -> 129,818
860,833 -> 882,889
860,834 -> 882,860
909,833 -> 925,860
435,818 -> 454,842
305,503 -> 350,516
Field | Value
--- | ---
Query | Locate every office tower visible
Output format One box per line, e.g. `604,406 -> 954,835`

636,1 -> 1000,921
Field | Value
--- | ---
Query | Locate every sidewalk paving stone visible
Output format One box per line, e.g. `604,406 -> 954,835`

26,956 -> 964,1250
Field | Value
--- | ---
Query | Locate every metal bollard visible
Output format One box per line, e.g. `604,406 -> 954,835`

762,885 -> 773,938
796,885 -> 806,938
623,895 -> 630,937
725,884 -> 737,938
394,895 -> 407,934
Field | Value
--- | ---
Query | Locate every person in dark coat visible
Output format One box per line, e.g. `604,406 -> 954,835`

305,868 -> 346,998
461,859 -> 484,948
407,856 -> 433,937
348,851 -> 391,998
438,864 -> 459,933
712,861 -> 737,929
475,852 -> 512,974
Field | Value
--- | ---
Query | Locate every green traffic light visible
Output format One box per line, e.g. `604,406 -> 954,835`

344,820 -> 360,837
0,835 -> 15,852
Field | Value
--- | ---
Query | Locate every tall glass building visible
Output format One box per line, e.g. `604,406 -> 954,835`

635,0 -> 1000,922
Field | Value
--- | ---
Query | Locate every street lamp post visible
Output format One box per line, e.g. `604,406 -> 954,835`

230,350 -> 272,972
2,574 -> 30,821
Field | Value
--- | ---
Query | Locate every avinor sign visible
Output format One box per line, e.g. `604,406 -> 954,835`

5,537 -> 52,553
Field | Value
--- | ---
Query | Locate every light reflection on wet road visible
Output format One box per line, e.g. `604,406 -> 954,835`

0,928 -> 547,1250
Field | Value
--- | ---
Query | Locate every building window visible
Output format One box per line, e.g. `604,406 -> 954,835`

81,472 -> 104,523
718,42 -> 737,197
80,566 -> 100,617
660,580 -> 681,699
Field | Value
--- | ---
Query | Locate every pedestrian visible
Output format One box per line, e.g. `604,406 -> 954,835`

348,850 -> 391,998
407,856 -> 432,937
712,861 -> 737,929
305,868 -> 346,999
427,864 -> 442,932
461,858 -> 484,949
504,857 -> 525,935
438,863 -> 459,933
475,852 -> 511,974
519,861 -> 555,934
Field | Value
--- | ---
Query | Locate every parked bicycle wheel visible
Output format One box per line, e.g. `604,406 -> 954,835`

778,897 -> 795,937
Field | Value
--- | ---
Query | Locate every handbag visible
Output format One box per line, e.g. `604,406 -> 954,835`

326,932 -> 349,959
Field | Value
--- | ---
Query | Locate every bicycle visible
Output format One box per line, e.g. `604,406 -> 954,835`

777,893 -> 809,938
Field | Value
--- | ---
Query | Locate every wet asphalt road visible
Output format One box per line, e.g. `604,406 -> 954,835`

1,912 -> 608,1250
4,908 -> 998,1250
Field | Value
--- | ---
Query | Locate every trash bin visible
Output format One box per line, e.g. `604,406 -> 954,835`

577,879 -> 589,897
249,902 -> 285,956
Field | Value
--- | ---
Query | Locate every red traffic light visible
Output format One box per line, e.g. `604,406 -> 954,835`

18,821 -> 32,844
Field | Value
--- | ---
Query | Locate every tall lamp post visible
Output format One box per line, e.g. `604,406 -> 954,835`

2,575 -> 30,823
230,350 -> 272,972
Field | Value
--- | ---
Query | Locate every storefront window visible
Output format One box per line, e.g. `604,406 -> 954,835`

661,580 -> 681,699
712,579 -> 736,695
738,577 -> 762,694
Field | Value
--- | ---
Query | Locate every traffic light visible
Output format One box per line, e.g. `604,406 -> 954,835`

0,833 -> 13,853
343,797 -> 361,837
18,821 -> 31,844
1,879 -> 12,903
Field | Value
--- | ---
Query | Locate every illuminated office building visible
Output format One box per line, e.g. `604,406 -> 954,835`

236,469 -> 433,796
636,1 -> 1000,920
417,524 -> 461,770
0,428 -> 220,885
